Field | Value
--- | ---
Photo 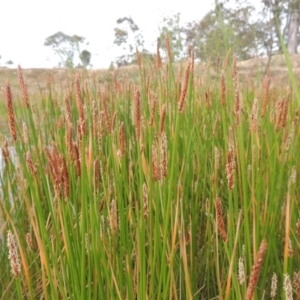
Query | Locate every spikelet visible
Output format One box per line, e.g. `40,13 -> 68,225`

178,59 -> 191,113
46,146 -> 61,198
5,81 -> 17,141
281,89 -> 291,128
220,70 -> 226,107
84,80 -> 90,105
161,131 -> 168,178
94,158 -> 100,193
2,140 -> 10,165
110,199 -> 118,234
75,74 -> 86,136
261,68 -> 270,118
72,141 -> 81,177
25,151 -> 37,176
270,273 -> 278,298
64,94 -> 72,124
66,122 -> 73,160
283,274 -> 293,300
143,183 -> 149,219
135,90 -> 141,141
118,122 -> 125,157
245,239 -> 267,300
233,57 -> 240,125
7,230 -> 21,278
98,110 -> 105,139
100,90 -> 112,134
152,142 -> 160,181
238,256 -> 245,285
160,104 -> 167,136
251,98 -> 258,133
61,156 -> 69,199
275,98 -> 284,132
215,198 -> 227,242
149,92 -> 156,127
25,232 -> 35,251
17,65 -> 29,107
22,122 -> 29,145
293,271 -> 300,300
226,128 -> 235,190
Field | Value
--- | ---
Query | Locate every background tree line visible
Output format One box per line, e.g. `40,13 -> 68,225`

9,0 -> 298,69
113,0 -> 300,66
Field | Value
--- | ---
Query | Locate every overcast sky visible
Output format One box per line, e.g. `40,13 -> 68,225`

0,0 -> 263,69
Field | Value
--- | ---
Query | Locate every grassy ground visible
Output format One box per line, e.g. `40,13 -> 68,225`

1,53 -> 300,299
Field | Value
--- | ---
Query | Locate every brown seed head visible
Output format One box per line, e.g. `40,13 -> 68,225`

270,273 -> 278,298
261,69 -> 270,118
178,59 -> 191,113
275,98 -> 284,132
283,274 -> 293,300
226,128 -> 235,190
143,183 -> 149,219
118,122 -> 125,157
2,140 -> 10,165
152,142 -> 161,181
245,240 -> 268,300
101,90 -> 112,134
7,230 -> 21,278
110,199 -> 118,234
215,197 -> 227,242
160,104 -> 167,136
149,92 -> 157,127
293,271 -> 300,298
25,151 -> 37,176
281,89 -> 290,128
5,81 -> 17,141
135,89 -> 141,141
17,65 -> 29,108
161,132 -> 168,178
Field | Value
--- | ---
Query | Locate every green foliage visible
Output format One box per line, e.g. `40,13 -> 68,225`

79,50 -> 91,67
44,31 -> 91,68
113,16 -> 145,67
158,13 -> 185,61
1,53 -> 300,299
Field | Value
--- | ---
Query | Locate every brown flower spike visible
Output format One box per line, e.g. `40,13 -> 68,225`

178,59 -> 191,113
5,81 -> 17,141
7,230 -> 21,278
245,239 -> 268,300
215,198 -> 227,242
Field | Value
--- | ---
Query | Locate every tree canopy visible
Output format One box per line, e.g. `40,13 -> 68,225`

112,0 -> 300,66
44,31 -> 91,68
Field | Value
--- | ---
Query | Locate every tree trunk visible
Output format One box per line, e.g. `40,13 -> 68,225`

287,0 -> 299,54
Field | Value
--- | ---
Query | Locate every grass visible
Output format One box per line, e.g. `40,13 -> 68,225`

0,51 -> 300,299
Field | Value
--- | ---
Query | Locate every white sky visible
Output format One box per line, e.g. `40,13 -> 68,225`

0,0 -> 263,69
